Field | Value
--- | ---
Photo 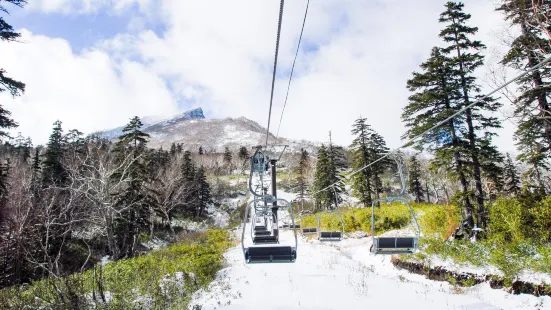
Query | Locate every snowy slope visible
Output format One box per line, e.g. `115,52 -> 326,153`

188,188 -> 551,310
190,231 -> 550,310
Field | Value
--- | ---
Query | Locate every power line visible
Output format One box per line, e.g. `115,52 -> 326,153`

265,0 -> 285,148
276,0 -> 310,139
311,54 -> 551,196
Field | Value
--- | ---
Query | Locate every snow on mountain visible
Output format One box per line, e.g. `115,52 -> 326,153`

95,107 -> 320,153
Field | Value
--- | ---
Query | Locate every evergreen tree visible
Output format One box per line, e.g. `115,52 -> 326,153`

111,116 -> 154,258
498,0 -> 551,152
181,151 -> 195,181
516,125 -> 548,191
408,154 -> 424,203
478,139 -> 505,198
312,145 -> 331,208
41,121 -> 67,186
0,1 -> 26,142
327,132 -> 345,207
367,131 -> 391,200
294,148 -> 309,201
170,143 -> 177,156
176,143 -> 183,154
180,150 -> 198,216
198,146 -> 204,155
0,0 -> 26,97
503,153 -> 521,195
195,165 -> 212,217
13,132 -> 32,162
439,1 -> 503,227
223,147 -> 232,173
402,46 -> 475,226
350,117 -> 374,207
238,146 -> 249,174
117,117 -> 149,152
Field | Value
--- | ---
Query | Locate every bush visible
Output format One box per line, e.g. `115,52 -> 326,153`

0,229 -> 232,310
300,202 -> 416,235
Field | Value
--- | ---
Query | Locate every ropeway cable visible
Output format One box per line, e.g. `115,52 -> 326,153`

265,0 -> 285,148
311,54 -> 551,196
276,0 -> 310,139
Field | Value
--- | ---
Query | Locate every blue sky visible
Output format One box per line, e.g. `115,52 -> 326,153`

0,0 -> 517,153
9,6 -> 165,53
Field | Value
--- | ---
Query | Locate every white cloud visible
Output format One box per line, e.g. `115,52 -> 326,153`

0,30 -> 177,145
1,0 -> 517,153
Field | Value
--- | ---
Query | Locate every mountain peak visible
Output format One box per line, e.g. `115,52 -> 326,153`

181,107 -> 205,120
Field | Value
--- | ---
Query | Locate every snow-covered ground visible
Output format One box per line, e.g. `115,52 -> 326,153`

189,226 -> 551,310
188,181 -> 551,309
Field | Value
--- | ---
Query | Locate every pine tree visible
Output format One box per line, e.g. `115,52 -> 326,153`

503,153 -> 521,195
350,117 -> 374,207
170,143 -> 177,156
408,154 -> 424,203
402,46 -> 474,226
41,121 -> 67,186
179,150 -> 198,216
516,124 -> 548,191
111,116 -> 154,258
498,0 -> 551,153
195,166 -> 212,217
238,146 -> 249,174
0,1 -> 26,142
439,1 -> 503,228
367,131 -> 391,200
327,132 -> 345,208
116,116 -> 149,152
294,148 -> 309,201
0,105 -> 17,143
181,151 -> 195,181
478,139 -> 505,198
198,146 -> 204,155
223,147 -> 232,174
13,132 -> 31,162
312,145 -> 331,208
0,0 -> 26,97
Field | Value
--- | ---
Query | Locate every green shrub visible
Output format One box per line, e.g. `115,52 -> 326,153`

0,229 -> 232,310
488,198 -> 524,243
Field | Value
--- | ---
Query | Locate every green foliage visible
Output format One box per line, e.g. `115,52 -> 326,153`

0,1 -> 26,99
349,117 -> 392,207
503,153 -> 521,195
498,0 -> 551,163
41,120 -> 68,186
419,196 -> 551,280
417,203 -> 461,239
300,203 -> 417,235
408,155 -> 424,203
294,148 -> 309,201
0,229 -> 231,309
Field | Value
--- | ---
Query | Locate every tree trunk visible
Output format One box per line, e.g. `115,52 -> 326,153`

453,35 -> 486,228
442,75 -> 474,227
522,22 -> 551,151
425,182 -> 430,203
465,108 -> 486,228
